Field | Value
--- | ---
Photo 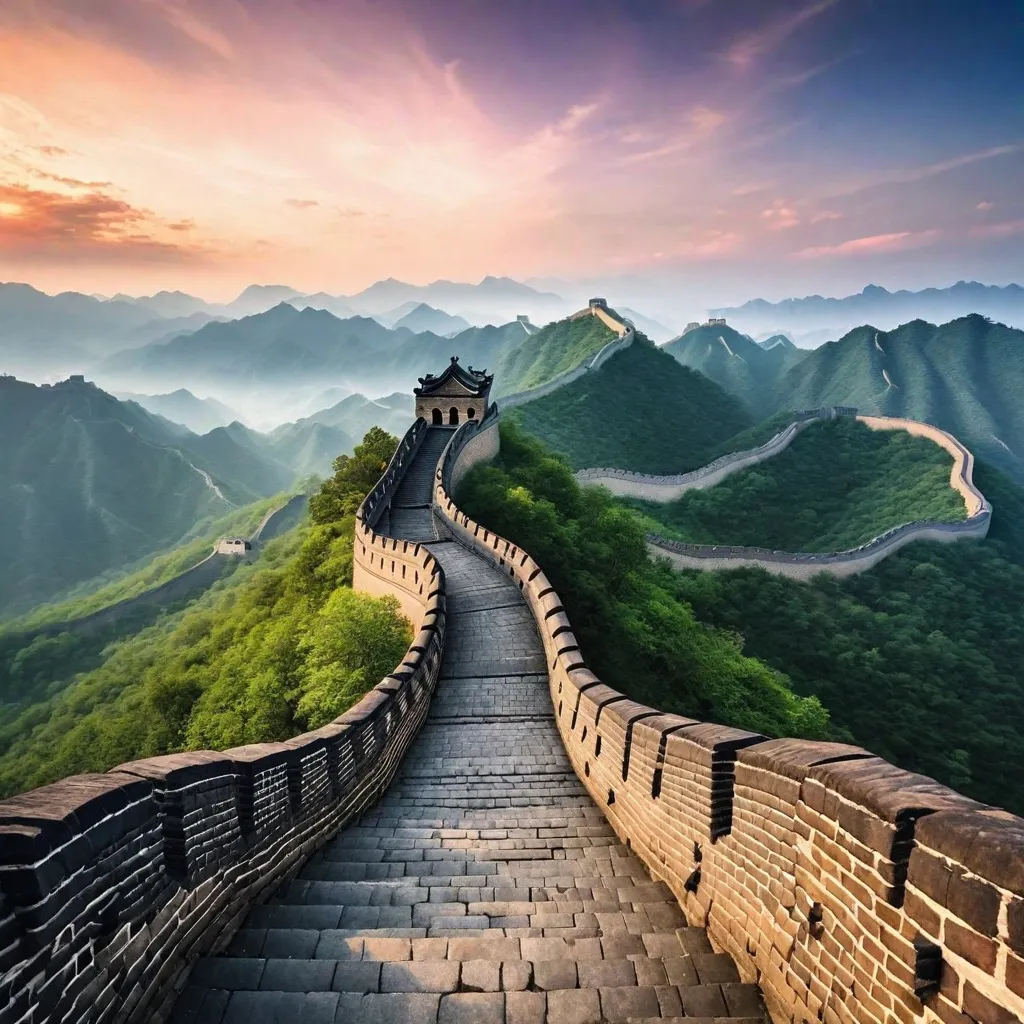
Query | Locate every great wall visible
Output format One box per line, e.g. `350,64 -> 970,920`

0,335 -> 1022,1024
497,299 -> 636,411
577,409 -> 992,580
20,494 -> 308,641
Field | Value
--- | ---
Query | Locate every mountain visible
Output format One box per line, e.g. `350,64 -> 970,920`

109,290 -> 215,319
391,303 -> 471,336
0,377 -> 267,615
302,391 -> 414,440
0,282 -> 165,373
228,284 -> 305,316
116,389 -> 242,434
345,275 -> 570,325
767,315 -> 1024,481
712,281 -> 1024,341
96,304 -> 534,397
758,334 -> 796,352
495,313 -> 618,396
662,323 -> 808,418
509,338 -> 752,473
287,292 -> 357,319
619,307 -> 674,343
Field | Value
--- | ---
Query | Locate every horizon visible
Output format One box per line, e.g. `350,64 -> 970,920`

4,273 -> 1024,312
1,1 -> 1021,306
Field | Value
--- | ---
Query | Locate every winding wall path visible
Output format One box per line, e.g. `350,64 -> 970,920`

576,412 -> 992,579
2,405 -> 1021,1024
170,425 -> 766,1022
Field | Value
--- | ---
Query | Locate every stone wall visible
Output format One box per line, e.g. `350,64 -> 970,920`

498,317 -> 635,411
433,412 -> 1024,1024
0,420 -> 446,1024
576,420 -> 812,500
30,495 -> 309,641
579,413 -> 992,580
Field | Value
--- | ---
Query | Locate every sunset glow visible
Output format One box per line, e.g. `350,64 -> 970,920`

0,0 -> 1021,302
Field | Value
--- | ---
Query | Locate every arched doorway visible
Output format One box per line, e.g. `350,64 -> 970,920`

431,408 -> 443,425
467,407 -> 476,420
448,407 -> 460,425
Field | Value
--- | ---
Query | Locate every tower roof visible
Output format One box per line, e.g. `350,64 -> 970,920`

414,356 -> 493,398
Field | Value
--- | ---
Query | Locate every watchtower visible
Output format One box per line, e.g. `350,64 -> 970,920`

589,297 -> 608,310
414,356 -> 493,426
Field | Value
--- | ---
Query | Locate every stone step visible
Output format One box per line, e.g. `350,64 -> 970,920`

171,987 -> 768,1023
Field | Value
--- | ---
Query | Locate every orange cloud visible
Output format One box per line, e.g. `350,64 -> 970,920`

0,182 -> 207,261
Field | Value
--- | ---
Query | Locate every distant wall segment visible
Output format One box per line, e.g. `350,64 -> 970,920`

577,410 -> 992,579
433,411 -> 1024,1024
498,305 -> 635,411
0,420 -> 445,1024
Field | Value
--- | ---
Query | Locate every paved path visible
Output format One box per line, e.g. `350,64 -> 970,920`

171,427 -> 765,1023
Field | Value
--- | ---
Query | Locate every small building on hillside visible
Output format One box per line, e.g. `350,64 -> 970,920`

683,322 -> 701,335
414,356 -> 493,426
589,297 -> 608,310
708,317 -> 727,327
216,537 -> 252,555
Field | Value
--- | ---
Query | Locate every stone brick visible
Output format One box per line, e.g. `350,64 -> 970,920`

945,920 -> 998,973
1009,898 -> 1024,957
438,992 -> 505,1024
546,987 -> 601,1024
946,871 -> 1000,936
460,960 -> 501,993
505,991 -> 545,1024
381,961 -> 459,994
962,982 -> 1020,1024
532,960 -> 577,990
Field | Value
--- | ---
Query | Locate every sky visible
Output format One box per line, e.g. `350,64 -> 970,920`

0,0 -> 1022,306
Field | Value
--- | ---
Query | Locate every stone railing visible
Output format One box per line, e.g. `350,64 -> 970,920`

432,412 -> 1024,1024
498,311 -> 635,411
580,412 -> 992,579
0,419 -> 446,1024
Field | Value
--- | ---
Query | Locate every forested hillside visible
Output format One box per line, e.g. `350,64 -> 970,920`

510,340 -> 751,473
663,322 -> 806,416
494,314 -> 616,395
0,429 -> 411,797
772,316 -> 1024,482
627,417 -> 967,551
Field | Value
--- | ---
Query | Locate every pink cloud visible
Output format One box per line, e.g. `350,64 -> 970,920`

761,199 -> 800,230
724,1 -> 838,69
795,229 -> 941,258
970,219 -> 1024,240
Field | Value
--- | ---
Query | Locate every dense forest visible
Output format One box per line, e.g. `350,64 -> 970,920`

0,429 -> 411,797
670,462 -> 1024,813
495,314 -> 615,394
456,421 -> 829,739
509,340 -> 752,473
627,417 -> 966,551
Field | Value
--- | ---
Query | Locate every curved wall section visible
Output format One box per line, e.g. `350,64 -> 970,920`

580,412 -> 992,579
434,414 -> 1024,1024
0,419 -> 446,1024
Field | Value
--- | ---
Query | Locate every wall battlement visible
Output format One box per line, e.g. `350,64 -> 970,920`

0,424 -> 445,1024
1,386 -> 1019,1024
433,411 -> 1024,1024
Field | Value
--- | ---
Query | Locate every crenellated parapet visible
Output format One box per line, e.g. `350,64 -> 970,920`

0,418 -> 445,1024
432,410 -> 1024,1024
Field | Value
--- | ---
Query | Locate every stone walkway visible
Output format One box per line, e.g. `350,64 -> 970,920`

171,428 -> 766,1023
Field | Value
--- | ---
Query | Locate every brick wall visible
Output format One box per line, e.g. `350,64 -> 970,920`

0,419 -> 446,1024
434,412 -> 1024,1024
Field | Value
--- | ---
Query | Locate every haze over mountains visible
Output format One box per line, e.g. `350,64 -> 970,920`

712,282 -> 1024,348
